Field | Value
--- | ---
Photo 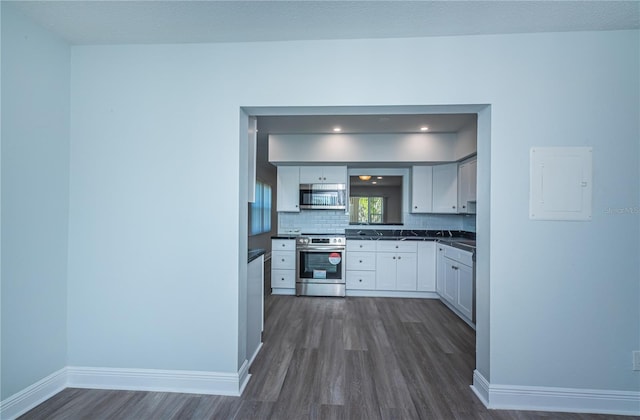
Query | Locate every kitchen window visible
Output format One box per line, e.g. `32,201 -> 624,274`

349,196 -> 384,224
250,181 -> 272,235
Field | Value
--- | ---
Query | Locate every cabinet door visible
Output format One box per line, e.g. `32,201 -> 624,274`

277,166 -> 300,212
411,166 -> 433,213
458,158 -> 477,213
272,239 -> 295,251
322,166 -> 347,184
346,270 -> 376,290
432,163 -> 458,213
395,252 -> 417,291
436,245 -> 446,296
346,252 -> 376,271
346,240 -> 376,252
442,258 -> 458,305
417,241 -> 436,292
271,269 -> 295,288
299,166 -> 325,183
272,251 -> 296,270
375,253 -> 397,290
456,263 -> 474,321
468,159 -> 477,202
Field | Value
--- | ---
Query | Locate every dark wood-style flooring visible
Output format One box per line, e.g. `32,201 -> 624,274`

20,296 -> 627,419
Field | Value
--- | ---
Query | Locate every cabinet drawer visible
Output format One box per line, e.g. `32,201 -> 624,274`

272,239 -> 296,251
443,246 -> 473,266
346,240 -> 376,252
346,271 -> 376,290
271,269 -> 295,288
376,240 -> 417,253
346,252 -> 376,270
272,251 -> 296,269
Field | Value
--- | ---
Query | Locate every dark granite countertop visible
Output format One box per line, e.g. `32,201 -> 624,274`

248,248 -> 266,263
344,229 -> 476,252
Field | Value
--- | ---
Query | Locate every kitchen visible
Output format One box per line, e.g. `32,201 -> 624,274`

247,112 -> 479,370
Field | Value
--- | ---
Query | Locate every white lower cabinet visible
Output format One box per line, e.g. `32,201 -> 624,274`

271,239 -> 296,294
376,241 -> 417,291
417,241 -> 436,292
346,239 -> 444,297
346,270 -> 376,290
456,263 -> 474,321
346,240 -> 377,291
436,244 -> 474,324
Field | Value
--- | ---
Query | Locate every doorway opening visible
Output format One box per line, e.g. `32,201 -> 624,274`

239,104 -> 491,395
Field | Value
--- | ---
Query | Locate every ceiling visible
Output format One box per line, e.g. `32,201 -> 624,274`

10,1 -> 640,45
258,113 -> 476,136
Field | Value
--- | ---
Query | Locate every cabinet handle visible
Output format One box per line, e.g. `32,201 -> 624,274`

414,205 -> 418,209
282,259 -> 285,262
393,256 -> 396,259
359,245 -> 363,248
395,245 -> 398,248
359,260 -> 363,263
398,256 -> 402,260
282,243 -> 286,247
452,205 -> 456,209
462,205 -> 466,209
359,279 -> 363,282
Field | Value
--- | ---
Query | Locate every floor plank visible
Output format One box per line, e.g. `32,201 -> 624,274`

19,295 -> 633,420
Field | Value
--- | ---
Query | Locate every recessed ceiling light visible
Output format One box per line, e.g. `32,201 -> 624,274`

372,181 -> 377,184
333,127 -> 342,132
420,126 -> 429,131
376,176 -> 383,179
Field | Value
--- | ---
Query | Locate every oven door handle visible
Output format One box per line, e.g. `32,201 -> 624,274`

297,247 -> 345,252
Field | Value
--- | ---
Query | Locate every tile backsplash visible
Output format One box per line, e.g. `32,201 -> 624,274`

462,214 -> 476,232
278,210 -> 470,234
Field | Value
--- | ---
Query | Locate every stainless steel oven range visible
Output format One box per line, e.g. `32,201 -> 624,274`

296,234 -> 346,297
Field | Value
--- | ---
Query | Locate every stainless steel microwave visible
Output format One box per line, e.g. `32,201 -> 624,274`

299,183 -> 346,210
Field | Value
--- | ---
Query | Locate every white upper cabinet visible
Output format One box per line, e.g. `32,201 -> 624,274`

277,166 -> 300,212
432,163 -> 458,213
411,166 -> 433,213
299,166 -> 347,184
458,157 -> 477,214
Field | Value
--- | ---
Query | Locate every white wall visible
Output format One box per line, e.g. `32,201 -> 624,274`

67,30 -> 639,396
0,3 -> 70,400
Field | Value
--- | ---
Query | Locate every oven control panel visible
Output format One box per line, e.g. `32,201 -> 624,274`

296,236 -> 345,246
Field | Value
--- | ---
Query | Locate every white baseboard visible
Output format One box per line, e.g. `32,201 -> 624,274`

471,369 -> 490,406
0,367 -> 67,420
271,288 -> 295,295
1,365 -> 252,418
237,359 -> 251,396
471,370 -> 640,416
66,366 -> 246,397
345,290 -> 439,299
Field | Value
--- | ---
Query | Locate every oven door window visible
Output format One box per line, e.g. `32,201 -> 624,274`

299,251 -> 343,280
